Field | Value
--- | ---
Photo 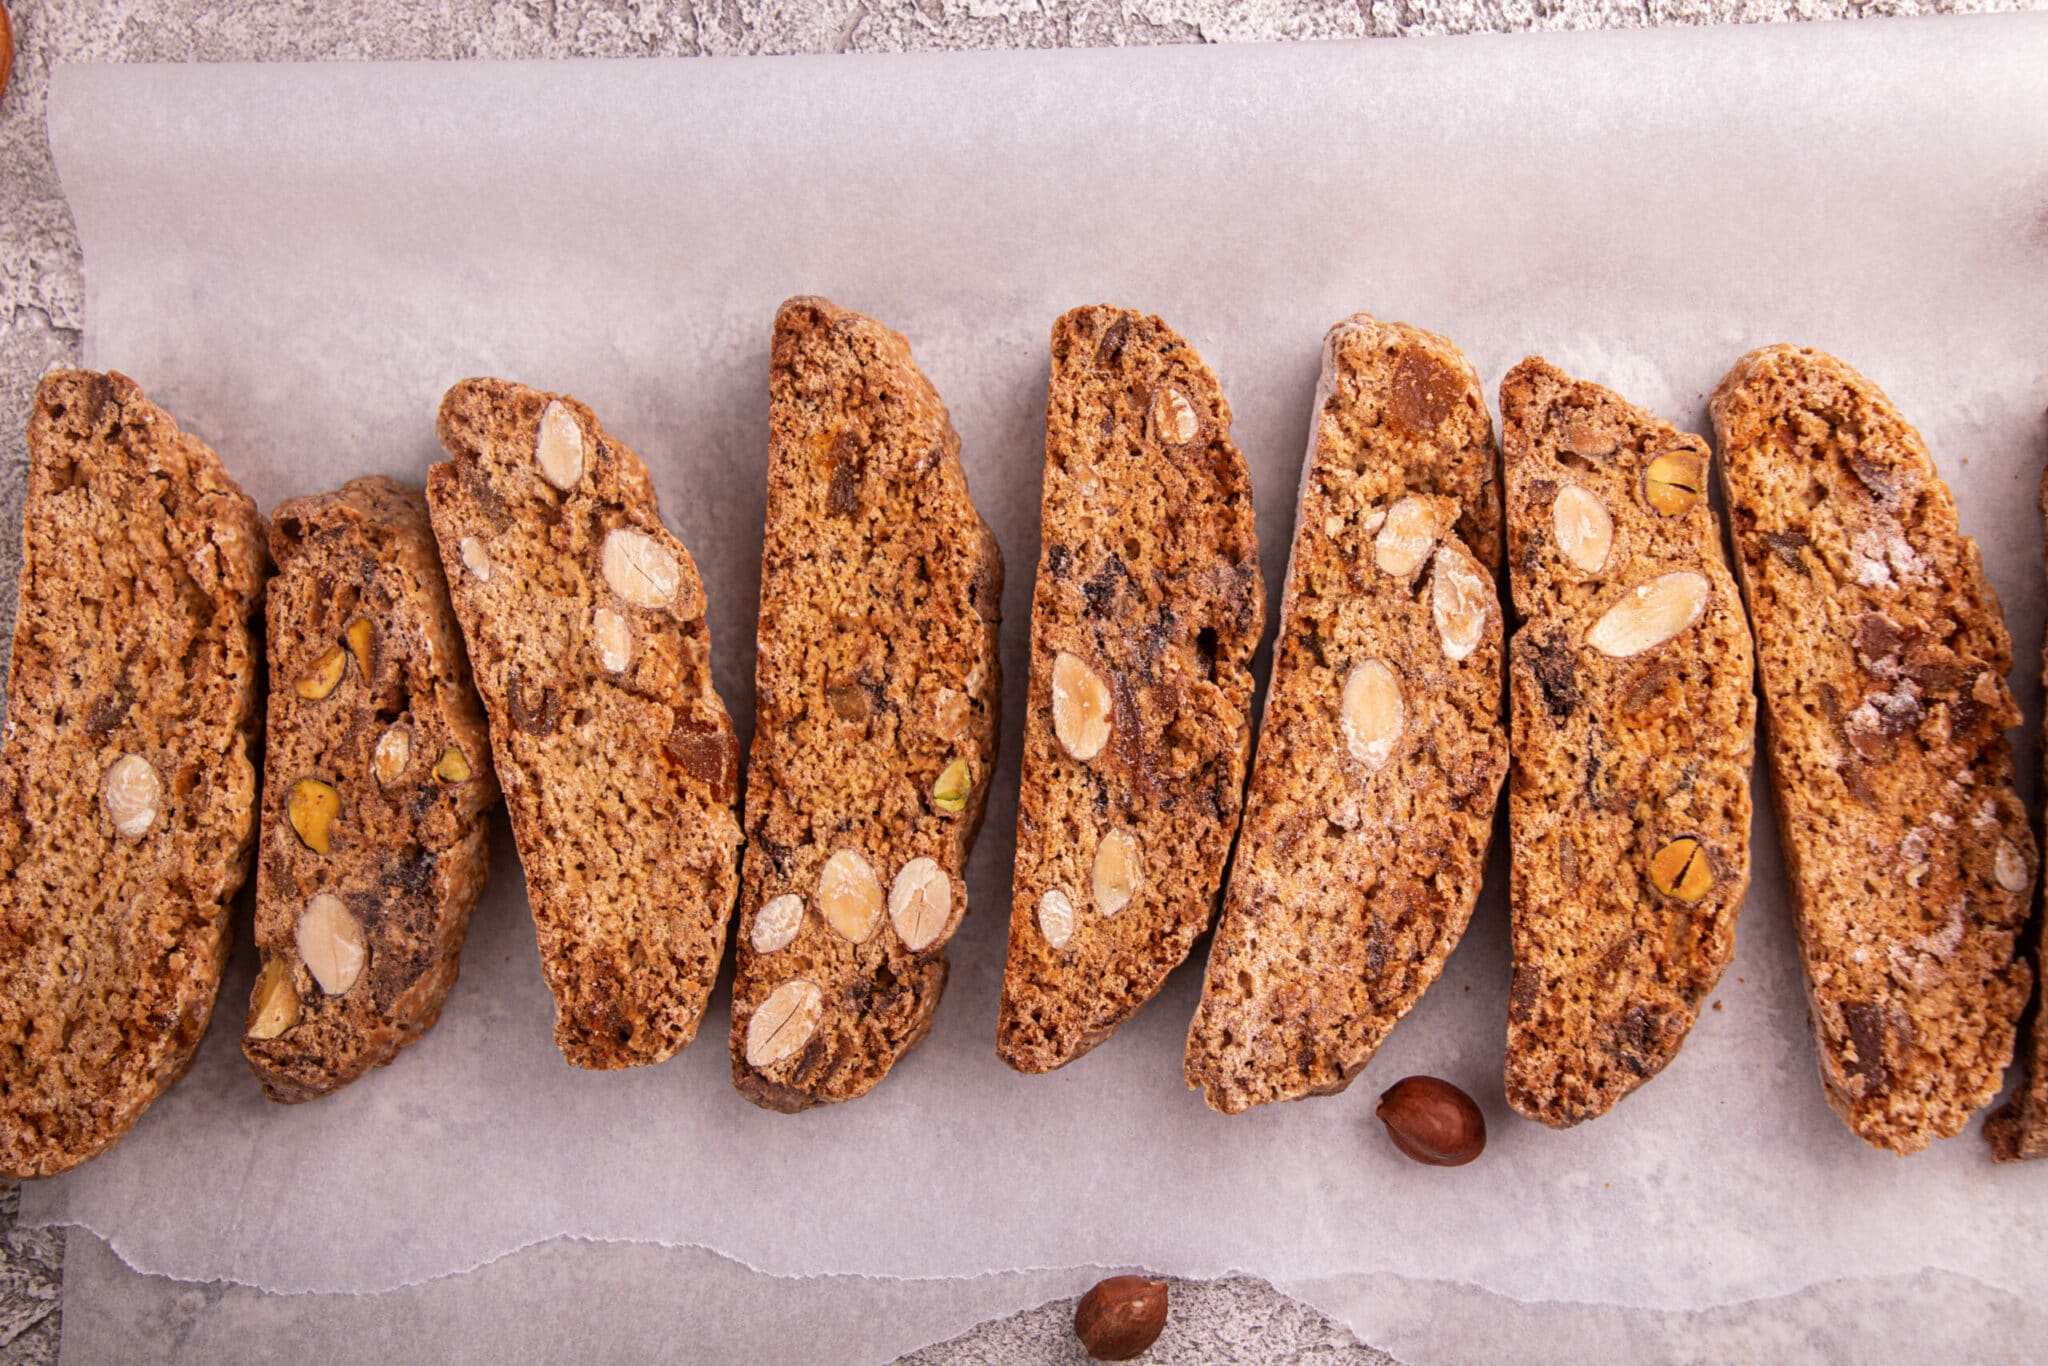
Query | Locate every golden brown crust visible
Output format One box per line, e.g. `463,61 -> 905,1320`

1714,345 -> 2033,1154
0,370 -> 267,1177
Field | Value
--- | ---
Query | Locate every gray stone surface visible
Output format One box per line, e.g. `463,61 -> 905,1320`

3,1 -> 2042,1362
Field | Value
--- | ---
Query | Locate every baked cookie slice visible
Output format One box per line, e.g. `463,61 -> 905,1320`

0,371 -> 266,1178
728,297 -> 1003,1112
1713,345 -> 2035,1154
998,305 -> 1265,1074
243,477 -> 500,1102
1184,316 -> 1506,1114
429,379 -> 743,1069
1501,358 -> 1756,1127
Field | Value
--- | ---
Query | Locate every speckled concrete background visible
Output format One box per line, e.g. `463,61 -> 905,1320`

1,1 -> 2040,1362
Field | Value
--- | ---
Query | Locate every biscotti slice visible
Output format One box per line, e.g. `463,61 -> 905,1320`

997,305 -> 1265,1073
429,379 -> 743,1069
243,477 -> 500,1102
1712,345 -> 2035,1154
727,297 -> 1003,1112
0,371 -> 266,1177
1184,317 -> 1507,1114
1500,358 -> 1756,1127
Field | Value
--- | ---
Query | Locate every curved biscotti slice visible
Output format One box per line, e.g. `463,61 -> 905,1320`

243,477 -> 500,1102
1501,358 -> 1756,1127
0,371 -> 266,1178
1712,345 -> 2035,1154
429,380 -> 743,1069
1184,317 -> 1507,1114
728,298 -> 1003,1112
997,305 -> 1265,1074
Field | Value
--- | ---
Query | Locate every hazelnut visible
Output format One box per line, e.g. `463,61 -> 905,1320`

602,528 -> 680,608
593,606 -> 632,674
297,892 -> 366,996
1375,1075 -> 1486,1166
433,744 -> 473,785
103,753 -> 161,839
295,646 -> 348,700
1643,448 -> 1706,516
1091,829 -> 1141,918
931,758 -> 972,815
1051,650 -> 1112,762
345,617 -> 376,681
1586,571 -> 1709,658
1552,484 -> 1613,574
1148,385 -> 1201,445
817,848 -> 883,943
751,893 -> 804,955
1074,1275 -> 1169,1361
887,857 -> 952,951
1430,545 -> 1492,663
1038,889 -> 1077,949
372,724 -> 413,785
458,536 -> 493,581
246,957 -> 301,1041
1339,659 -> 1403,771
745,978 -> 824,1068
534,399 -> 585,490
1373,496 -> 1438,579
1648,836 -> 1713,901
286,777 -> 341,854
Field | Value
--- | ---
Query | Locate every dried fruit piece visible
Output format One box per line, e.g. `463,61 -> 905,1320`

458,536 -> 492,581
1092,829 -> 1141,917
1552,484 -> 1614,573
1051,650 -> 1113,762
297,893 -> 366,996
1644,448 -> 1707,516
602,528 -> 680,608
751,893 -> 804,954
295,646 -> 347,700
1149,385 -> 1200,445
888,857 -> 952,951
931,758 -> 972,815
345,617 -> 376,680
103,753 -> 161,839
1586,571 -> 1709,658
1038,889 -> 1077,949
593,606 -> 631,674
287,778 -> 341,854
433,744 -> 472,784
534,399 -> 585,490
1995,839 -> 2031,893
372,724 -> 412,785
1340,659 -> 1404,771
745,978 -> 824,1068
1074,1275 -> 1169,1362
817,848 -> 883,943
1649,836 -> 1713,901
246,957 -> 301,1041
1373,496 -> 1438,578
1430,547 -> 1492,663
1376,1075 -> 1486,1166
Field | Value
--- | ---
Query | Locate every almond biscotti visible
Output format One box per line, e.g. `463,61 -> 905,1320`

1184,317 -> 1506,1114
429,379 -> 743,1069
1713,345 -> 2035,1154
1501,358 -> 1756,1127
998,306 -> 1265,1074
728,298 -> 1003,1112
243,477 -> 500,1102
0,371 -> 266,1177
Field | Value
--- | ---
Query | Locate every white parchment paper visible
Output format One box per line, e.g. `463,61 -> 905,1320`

24,15 -> 2048,1304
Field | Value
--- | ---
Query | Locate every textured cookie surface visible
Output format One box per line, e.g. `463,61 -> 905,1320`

1713,345 -> 2034,1154
729,297 -> 1003,1112
243,477 -> 500,1103
1501,358 -> 1756,1127
0,371 -> 266,1177
1185,317 -> 1506,1114
429,379 -> 742,1069
998,305 -> 1265,1073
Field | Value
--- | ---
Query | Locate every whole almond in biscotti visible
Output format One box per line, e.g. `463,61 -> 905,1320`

0,371 -> 267,1178
428,379 -> 742,1069
997,305 -> 1265,1074
1500,358 -> 1756,1128
243,477 -> 501,1103
1184,316 -> 1506,1114
1712,345 -> 2035,1155
728,297 -> 1003,1112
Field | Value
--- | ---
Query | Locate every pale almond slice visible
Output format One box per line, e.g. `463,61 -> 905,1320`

1340,659 -> 1404,770
1586,571 -> 1709,658
887,858 -> 952,951
745,979 -> 824,1068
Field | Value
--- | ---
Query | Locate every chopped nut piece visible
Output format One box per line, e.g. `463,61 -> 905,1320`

817,848 -> 883,943
1995,839 -> 2031,893
287,778 -> 341,854
888,857 -> 952,951
745,978 -> 825,1068
1431,546 -> 1492,663
1373,497 -> 1438,579
295,646 -> 348,700
593,606 -> 632,674
751,893 -> 805,954
297,892 -> 366,996
103,753 -> 161,840
1051,650 -> 1113,761
1038,889 -> 1077,949
1586,571 -> 1710,658
433,744 -> 472,784
1149,385 -> 1201,445
345,617 -> 376,680
1563,410 -> 1619,458
601,528 -> 680,608
372,725 -> 412,786
933,687 -> 970,742
1552,484 -> 1614,573
932,758 -> 972,815
458,536 -> 493,581
534,399 -> 585,490
1340,659 -> 1404,771
246,957 -> 301,1040
1649,836 -> 1714,901
1091,829 -> 1142,917
1644,448 -> 1707,516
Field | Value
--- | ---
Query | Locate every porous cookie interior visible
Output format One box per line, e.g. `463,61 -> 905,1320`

1713,344 -> 2033,1153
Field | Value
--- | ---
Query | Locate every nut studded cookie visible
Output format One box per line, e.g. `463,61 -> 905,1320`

997,306 -> 1265,1073
1713,346 -> 2035,1154
1184,316 -> 1506,1114
429,379 -> 743,1069
729,298 -> 1003,1112
0,371 -> 266,1178
243,478 -> 500,1103
1501,358 -> 1756,1128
